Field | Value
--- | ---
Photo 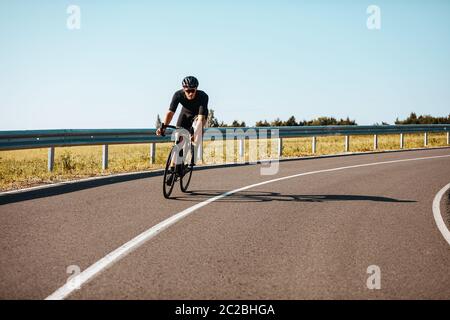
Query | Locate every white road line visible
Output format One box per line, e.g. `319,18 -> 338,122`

432,183 -> 450,246
45,154 -> 450,300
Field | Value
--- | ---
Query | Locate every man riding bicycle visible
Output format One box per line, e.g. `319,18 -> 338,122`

156,76 -> 209,184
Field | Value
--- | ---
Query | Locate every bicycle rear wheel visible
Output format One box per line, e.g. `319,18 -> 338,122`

163,146 -> 176,199
180,144 -> 194,192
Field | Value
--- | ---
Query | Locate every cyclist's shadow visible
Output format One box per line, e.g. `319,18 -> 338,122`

170,190 -> 416,204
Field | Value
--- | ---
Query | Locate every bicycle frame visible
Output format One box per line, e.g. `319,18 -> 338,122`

162,125 -> 195,198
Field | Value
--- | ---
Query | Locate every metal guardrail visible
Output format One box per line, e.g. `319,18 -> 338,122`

0,125 -> 449,171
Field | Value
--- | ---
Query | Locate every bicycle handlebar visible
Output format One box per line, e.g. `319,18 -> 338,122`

160,124 -> 183,137
164,125 -> 177,129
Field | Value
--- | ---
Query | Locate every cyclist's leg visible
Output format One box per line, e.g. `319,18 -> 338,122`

172,114 -> 192,168
192,115 -> 205,163
192,117 -> 201,142
172,129 -> 192,168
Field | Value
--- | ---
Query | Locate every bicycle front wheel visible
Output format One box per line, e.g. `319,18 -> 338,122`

163,146 -> 176,199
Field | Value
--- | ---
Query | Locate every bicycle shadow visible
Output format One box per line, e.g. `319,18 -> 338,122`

171,190 -> 417,204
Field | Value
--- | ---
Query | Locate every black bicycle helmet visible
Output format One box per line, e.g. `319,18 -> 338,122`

182,76 -> 199,88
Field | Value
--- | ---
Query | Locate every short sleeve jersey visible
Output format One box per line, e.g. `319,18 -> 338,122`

169,90 -> 209,129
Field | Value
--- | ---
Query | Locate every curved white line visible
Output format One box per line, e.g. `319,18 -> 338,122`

432,183 -> 450,246
46,154 -> 450,300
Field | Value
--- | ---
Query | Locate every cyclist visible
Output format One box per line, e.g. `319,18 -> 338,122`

156,76 -> 209,183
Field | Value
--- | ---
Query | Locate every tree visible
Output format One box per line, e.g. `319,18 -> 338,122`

337,117 -> 356,125
206,109 -> 219,127
395,112 -> 450,124
284,116 -> 298,126
155,114 -> 162,128
254,116 -> 359,127
231,120 -> 246,127
255,120 -> 270,127
271,118 -> 283,126
311,117 -> 337,126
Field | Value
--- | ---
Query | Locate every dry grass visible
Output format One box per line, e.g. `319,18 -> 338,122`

0,133 -> 448,191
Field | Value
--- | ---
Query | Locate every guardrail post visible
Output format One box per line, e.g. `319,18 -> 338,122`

312,136 -> 317,154
447,132 -> 450,145
150,142 -> 156,164
277,138 -> 283,157
239,138 -> 245,161
102,145 -> 109,170
373,134 -> 378,150
400,133 -> 404,149
48,147 -> 55,172
424,132 -> 428,147
344,135 -> 350,152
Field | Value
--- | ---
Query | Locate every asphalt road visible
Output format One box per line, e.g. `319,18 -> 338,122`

1,148 -> 450,299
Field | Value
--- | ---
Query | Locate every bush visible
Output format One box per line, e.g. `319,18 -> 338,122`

60,150 -> 76,172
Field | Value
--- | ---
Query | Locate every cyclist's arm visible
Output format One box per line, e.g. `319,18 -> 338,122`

156,111 -> 174,136
162,111 -> 175,126
196,115 -> 206,127
157,92 -> 180,135
197,94 -> 209,127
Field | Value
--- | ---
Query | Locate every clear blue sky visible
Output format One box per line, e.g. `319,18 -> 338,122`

1,0 -> 449,130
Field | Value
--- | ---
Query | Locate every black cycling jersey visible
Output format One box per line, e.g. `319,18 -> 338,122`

169,89 -> 209,129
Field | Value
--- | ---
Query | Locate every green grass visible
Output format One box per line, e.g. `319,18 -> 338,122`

0,133 -> 448,191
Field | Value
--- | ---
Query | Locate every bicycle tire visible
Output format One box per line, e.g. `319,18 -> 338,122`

163,146 -> 176,199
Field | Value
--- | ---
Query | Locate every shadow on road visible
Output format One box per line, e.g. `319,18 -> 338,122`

171,190 -> 417,203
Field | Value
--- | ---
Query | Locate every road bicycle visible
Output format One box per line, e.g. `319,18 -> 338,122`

161,125 -> 195,199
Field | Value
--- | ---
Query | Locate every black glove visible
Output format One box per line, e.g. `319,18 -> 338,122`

160,123 -> 166,136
